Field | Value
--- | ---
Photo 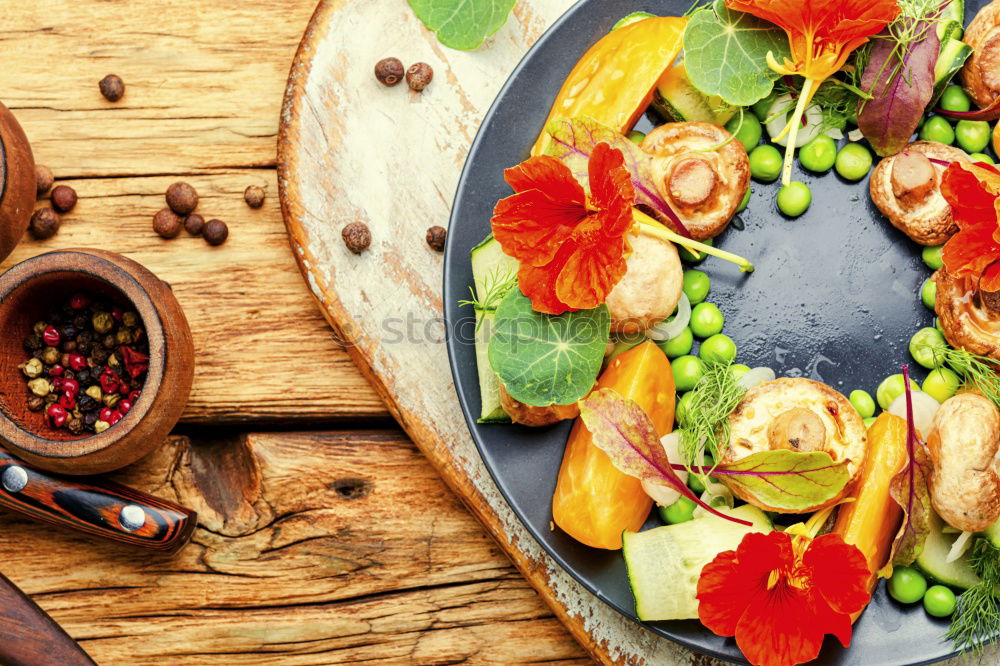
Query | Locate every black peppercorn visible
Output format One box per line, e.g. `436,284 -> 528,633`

426,225 -> 447,251
76,369 -> 92,385
23,335 -> 42,352
153,208 -> 183,239
99,74 -> 125,102
406,62 -> 434,92
67,418 -> 84,435
374,57 -> 405,86
50,185 -> 77,213
102,334 -> 116,350
92,349 -> 110,365
203,219 -> 229,246
166,182 -> 198,215
184,213 -> 205,236
27,396 -> 46,412
61,325 -> 77,340
29,207 -> 60,240
83,411 -> 98,427
72,314 -> 87,330
342,222 -> 371,254
61,340 -> 77,353
244,185 -> 265,209
63,370 -> 76,381
78,395 -> 97,412
35,165 -> 54,197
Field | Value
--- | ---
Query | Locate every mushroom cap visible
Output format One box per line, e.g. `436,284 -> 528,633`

640,122 -> 750,241
498,384 -> 580,427
962,0 -> 1000,109
869,141 -> 969,246
934,269 -> 1000,359
927,392 -> 1000,532
724,377 -> 868,513
605,232 -> 683,334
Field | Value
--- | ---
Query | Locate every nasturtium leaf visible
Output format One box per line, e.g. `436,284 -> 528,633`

407,0 -> 516,51
682,0 -> 791,107
707,450 -> 851,512
488,288 -> 609,407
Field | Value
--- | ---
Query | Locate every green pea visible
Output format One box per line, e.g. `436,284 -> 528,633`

920,116 -> 955,145
682,269 -> 711,304
935,317 -> 944,334
659,326 -> 694,359
849,390 -> 876,418
627,130 -> 646,145
835,143 -> 873,181
889,566 -> 928,604
939,85 -> 972,113
676,392 -> 695,426
690,303 -> 724,338
679,237 -> 712,264
737,186 -> 752,213
922,278 -> 937,310
955,120 -> 992,154
970,152 -> 996,165
699,333 -> 737,364
671,355 -> 705,392
923,368 -> 961,403
777,182 -> 812,217
923,585 -> 957,618
799,135 -> 838,173
749,145 -> 783,183
659,496 -> 696,524
863,416 -> 877,428
725,113 -> 763,152
922,245 -> 943,270
730,364 -> 751,381
752,94 -> 776,123
909,327 -> 948,369
877,374 -> 920,410
612,11 -> 655,30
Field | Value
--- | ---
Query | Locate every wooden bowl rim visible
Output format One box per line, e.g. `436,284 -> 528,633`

0,249 -> 167,459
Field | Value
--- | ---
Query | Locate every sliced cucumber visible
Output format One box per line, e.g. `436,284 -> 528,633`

623,504 -> 770,621
652,63 -> 737,126
984,516 -> 1000,549
764,94 -> 826,147
936,0 -> 965,40
916,510 -> 981,590
469,234 -> 518,423
931,39 -> 974,107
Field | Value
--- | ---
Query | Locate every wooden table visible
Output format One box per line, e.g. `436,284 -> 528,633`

0,2 -> 591,662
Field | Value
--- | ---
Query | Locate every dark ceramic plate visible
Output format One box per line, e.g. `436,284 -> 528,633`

443,1 -> 992,663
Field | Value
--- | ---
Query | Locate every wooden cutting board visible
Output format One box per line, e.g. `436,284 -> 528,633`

275,1 -> 717,663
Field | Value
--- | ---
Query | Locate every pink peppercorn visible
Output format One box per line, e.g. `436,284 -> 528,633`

110,307 -> 123,323
118,399 -> 132,414
61,379 -> 79,395
67,354 -> 87,371
47,404 -> 68,428
42,326 -> 60,346
69,293 -> 90,310
108,411 -> 123,425
58,392 -> 76,410
49,364 -> 64,377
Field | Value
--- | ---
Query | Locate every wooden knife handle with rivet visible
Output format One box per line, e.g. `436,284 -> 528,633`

0,571 -> 96,666
0,447 -> 196,552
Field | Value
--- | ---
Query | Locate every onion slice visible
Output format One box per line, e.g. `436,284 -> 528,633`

647,293 -> 691,342
946,530 -> 975,563
888,390 -> 940,439
766,95 -> 824,147
642,432 -> 688,506
737,367 -> 776,390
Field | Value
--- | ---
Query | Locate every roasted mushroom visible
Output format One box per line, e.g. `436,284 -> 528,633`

605,232 -> 683,334
935,269 -> 1000,359
869,141 -> 970,246
926,392 -> 1000,532
724,378 -> 868,513
640,122 -> 750,241
962,0 -> 1000,109
498,384 -> 580,427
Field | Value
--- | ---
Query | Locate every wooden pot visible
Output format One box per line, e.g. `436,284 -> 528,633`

0,249 -> 194,475
0,102 -> 35,261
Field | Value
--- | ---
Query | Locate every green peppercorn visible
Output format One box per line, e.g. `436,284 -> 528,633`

107,353 -> 121,370
33,321 -> 48,336
41,347 -> 60,365
27,378 -> 51,397
123,312 -> 138,327
94,420 -> 110,434
26,396 -> 45,412
92,311 -> 114,334
116,328 -> 133,345
67,418 -> 84,435
20,358 -> 43,378
85,385 -> 103,401
103,393 -> 121,408
44,394 -> 58,405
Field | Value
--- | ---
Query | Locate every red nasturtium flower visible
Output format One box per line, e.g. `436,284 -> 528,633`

490,142 -> 636,315
697,531 -> 871,666
940,162 -> 1000,290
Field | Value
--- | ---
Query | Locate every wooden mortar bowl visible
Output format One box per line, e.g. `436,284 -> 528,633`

0,102 -> 35,261
0,249 -> 194,475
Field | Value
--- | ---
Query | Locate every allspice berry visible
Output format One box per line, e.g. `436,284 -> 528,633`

184,213 -> 205,236
99,74 -> 125,102
375,57 -> 405,86
342,222 -> 371,254
406,62 -> 433,92
203,219 -> 229,246
152,208 -> 182,239
165,182 -> 198,215
35,165 -> 54,197
426,225 -> 447,252
244,185 -> 265,209
29,207 -> 60,240
50,185 -> 77,213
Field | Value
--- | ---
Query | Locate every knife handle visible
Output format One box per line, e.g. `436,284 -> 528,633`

0,572 -> 96,666
0,448 -> 196,552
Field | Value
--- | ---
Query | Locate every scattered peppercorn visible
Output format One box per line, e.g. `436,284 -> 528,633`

426,225 -> 447,252
50,185 -> 78,213
99,74 -> 125,102
35,165 -> 54,197
342,222 -> 371,254
203,219 -> 229,246
19,358 -> 43,378
165,182 -> 198,215
26,396 -> 45,412
153,208 -> 182,239
406,63 -> 433,92
244,185 -> 265,209
29,207 -> 60,240
184,213 -> 205,236
375,57 -> 405,86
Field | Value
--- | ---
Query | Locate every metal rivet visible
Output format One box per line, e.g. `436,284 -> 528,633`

119,504 -> 146,532
1,466 -> 28,493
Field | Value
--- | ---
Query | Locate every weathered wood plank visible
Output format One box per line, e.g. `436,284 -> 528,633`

0,430 -> 588,664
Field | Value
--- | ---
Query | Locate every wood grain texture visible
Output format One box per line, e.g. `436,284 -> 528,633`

0,430 -> 589,665
0,1 -> 388,425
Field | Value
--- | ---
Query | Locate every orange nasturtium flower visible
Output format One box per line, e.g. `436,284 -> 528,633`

940,161 -> 1000,290
725,0 -> 899,184
490,142 -> 636,315
697,530 -> 871,666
